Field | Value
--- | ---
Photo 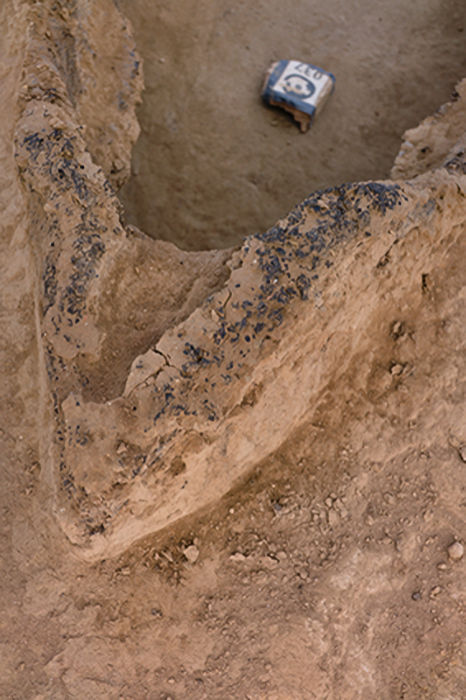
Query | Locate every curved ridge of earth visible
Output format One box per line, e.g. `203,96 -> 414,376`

11,0 -> 466,560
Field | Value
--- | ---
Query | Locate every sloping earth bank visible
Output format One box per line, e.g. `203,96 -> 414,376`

0,1 -> 465,699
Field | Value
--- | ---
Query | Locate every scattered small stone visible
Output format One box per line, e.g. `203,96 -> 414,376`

334,498 -> 348,517
447,541 -> 464,561
412,591 -> 422,601
430,585 -> 442,598
230,552 -> 247,562
328,509 -> 339,528
458,445 -> 466,462
390,363 -> 403,376
262,554 -> 278,569
436,562 -> 448,571
167,677 -> 176,685
183,545 -> 199,563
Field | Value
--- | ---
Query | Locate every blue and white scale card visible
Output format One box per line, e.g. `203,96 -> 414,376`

262,60 -> 335,132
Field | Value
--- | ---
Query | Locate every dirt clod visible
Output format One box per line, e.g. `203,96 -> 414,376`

183,545 -> 200,564
447,541 -> 464,561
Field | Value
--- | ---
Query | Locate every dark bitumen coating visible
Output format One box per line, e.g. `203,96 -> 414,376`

13,4 -> 146,538
16,118 -> 124,527
146,180 -> 409,452
207,181 -> 408,361
18,127 -> 112,333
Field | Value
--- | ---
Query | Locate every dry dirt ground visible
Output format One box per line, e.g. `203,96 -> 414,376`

1,1 -> 465,699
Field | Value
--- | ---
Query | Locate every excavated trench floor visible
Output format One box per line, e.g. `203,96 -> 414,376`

118,0 -> 466,249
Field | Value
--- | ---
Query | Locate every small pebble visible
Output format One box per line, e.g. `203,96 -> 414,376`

430,585 -> 442,598
183,545 -> 199,563
262,555 -> 278,569
447,541 -> 464,561
436,562 -> 448,571
230,552 -> 246,562
411,591 -> 422,601
458,445 -> 466,462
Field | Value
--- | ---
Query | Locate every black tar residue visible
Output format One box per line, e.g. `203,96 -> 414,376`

227,182 -> 407,346
149,182 -> 408,438
20,127 -> 110,328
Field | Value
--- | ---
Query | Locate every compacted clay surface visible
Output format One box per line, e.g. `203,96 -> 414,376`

1,1 -> 465,698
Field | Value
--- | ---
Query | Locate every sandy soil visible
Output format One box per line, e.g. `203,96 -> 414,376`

118,0 -> 466,249
1,1 -> 465,699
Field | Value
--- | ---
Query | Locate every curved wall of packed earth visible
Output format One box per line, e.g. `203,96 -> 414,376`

4,0 -> 466,560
